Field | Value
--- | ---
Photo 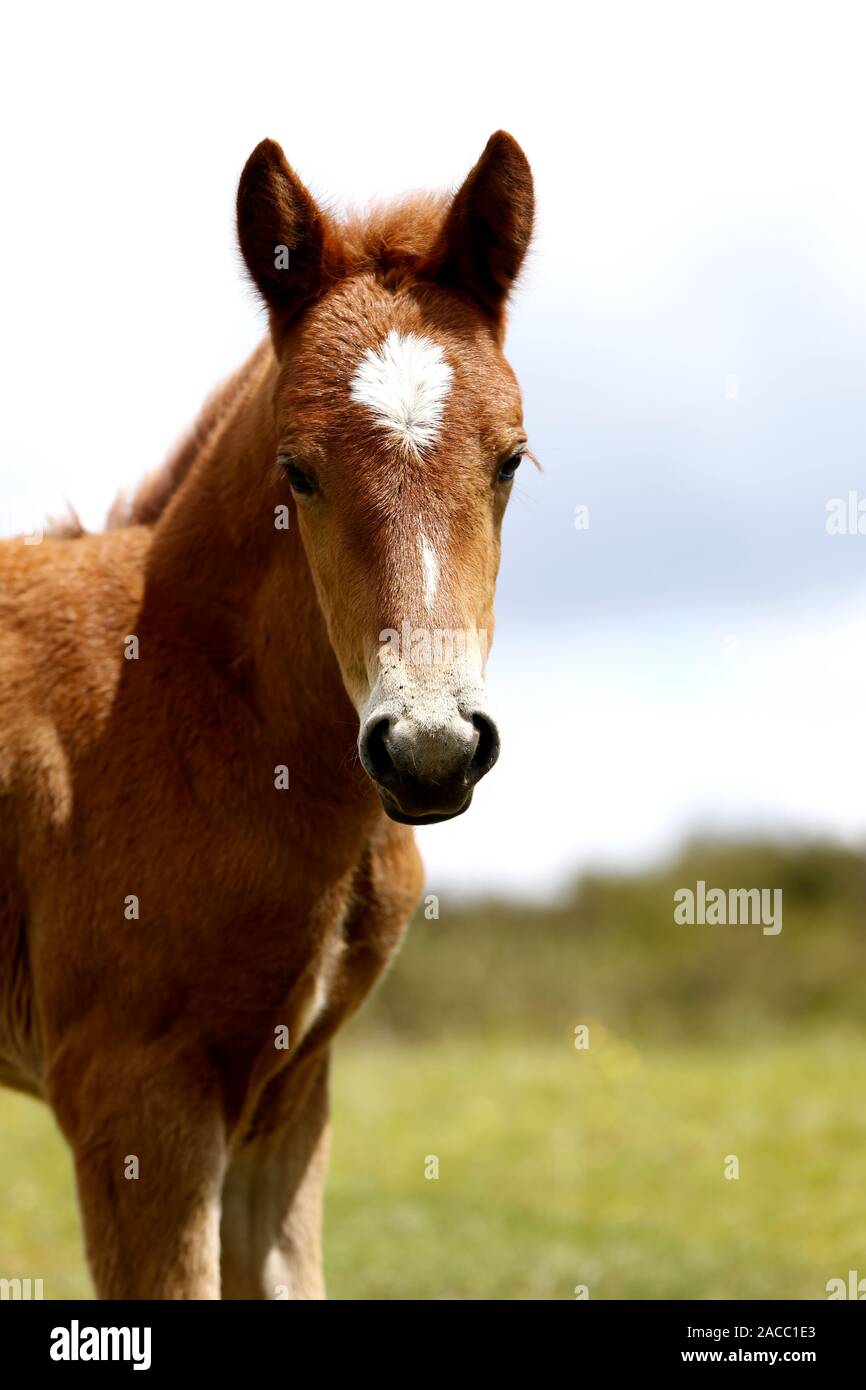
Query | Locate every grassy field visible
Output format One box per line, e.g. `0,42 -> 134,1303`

2,839 -> 864,1299
1,1028 -> 863,1300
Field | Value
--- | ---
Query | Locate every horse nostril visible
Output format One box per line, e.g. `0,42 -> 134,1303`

359,715 -> 393,781
468,712 -> 500,783
360,709 -> 500,799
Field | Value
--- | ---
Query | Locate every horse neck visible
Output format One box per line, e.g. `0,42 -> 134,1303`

146,342 -> 372,812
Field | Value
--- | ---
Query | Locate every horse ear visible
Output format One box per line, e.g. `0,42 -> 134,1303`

431,131 -> 534,320
237,139 -> 326,327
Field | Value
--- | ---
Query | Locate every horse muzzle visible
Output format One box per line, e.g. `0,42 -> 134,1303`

358,706 -> 500,825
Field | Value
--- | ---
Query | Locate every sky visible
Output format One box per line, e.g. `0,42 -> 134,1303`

2,1 -> 866,894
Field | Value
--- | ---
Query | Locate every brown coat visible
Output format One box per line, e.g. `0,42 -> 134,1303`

0,132 -> 534,1298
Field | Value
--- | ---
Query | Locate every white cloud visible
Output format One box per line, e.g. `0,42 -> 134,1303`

4,3 -> 866,894
418,599 -> 866,896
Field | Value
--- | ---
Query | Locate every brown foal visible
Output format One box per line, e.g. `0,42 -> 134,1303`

0,132 -> 534,1298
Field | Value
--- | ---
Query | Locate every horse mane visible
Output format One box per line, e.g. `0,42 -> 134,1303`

106,340 -> 272,529
44,507 -> 86,539
102,193 -> 451,532
332,191 -> 449,278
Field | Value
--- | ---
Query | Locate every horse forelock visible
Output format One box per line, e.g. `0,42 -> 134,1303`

104,194 -> 456,532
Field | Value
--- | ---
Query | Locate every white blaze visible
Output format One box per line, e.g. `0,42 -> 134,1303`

349,330 -> 453,453
419,522 -> 439,612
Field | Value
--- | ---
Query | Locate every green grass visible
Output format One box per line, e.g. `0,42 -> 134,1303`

4,840 -> 863,1299
2,1028 -> 863,1300
0,1090 -> 84,1299
357,838 -> 866,1046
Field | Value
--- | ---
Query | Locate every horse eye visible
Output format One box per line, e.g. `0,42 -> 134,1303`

497,453 -> 524,483
280,459 -> 318,496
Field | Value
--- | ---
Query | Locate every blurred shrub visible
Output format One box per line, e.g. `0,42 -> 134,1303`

348,839 -> 866,1044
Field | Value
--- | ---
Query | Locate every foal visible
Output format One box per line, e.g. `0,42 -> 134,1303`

0,133 -> 534,1298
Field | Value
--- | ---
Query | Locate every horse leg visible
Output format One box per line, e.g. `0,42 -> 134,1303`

218,833 -> 423,1301
220,1053 -> 330,1300
48,1039 -> 226,1299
